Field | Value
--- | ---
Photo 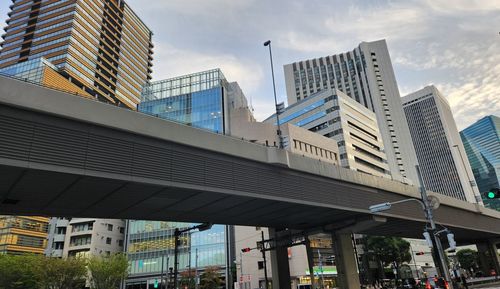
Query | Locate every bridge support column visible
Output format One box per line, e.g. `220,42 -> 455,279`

305,237 -> 317,289
332,232 -> 361,289
476,241 -> 500,276
269,228 -> 291,289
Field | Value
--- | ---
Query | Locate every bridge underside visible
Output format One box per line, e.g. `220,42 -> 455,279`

1,76 -> 500,245
0,164 -> 497,244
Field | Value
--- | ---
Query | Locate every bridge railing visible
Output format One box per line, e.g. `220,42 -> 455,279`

0,72 -> 283,148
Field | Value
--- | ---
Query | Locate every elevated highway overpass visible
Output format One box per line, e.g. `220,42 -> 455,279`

1,75 -> 500,288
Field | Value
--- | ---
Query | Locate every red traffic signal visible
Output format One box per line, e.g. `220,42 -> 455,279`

241,247 -> 251,253
415,251 -> 425,256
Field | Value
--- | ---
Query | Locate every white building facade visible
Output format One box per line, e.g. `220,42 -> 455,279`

45,218 -> 125,258
402,85 -> 481,203
284,40 -> 418,185
264,89 -> 390,179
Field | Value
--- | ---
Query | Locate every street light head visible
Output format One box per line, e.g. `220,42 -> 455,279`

197,222 -> 213,232
369,202 -> 392,213
263,40 -> 271,46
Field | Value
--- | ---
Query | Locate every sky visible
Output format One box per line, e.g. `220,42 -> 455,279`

1,0 -> 499,130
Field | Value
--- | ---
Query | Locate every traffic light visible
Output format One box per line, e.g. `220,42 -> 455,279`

154,279 -> 159,289
415,251 -> 425,256
423,231 -> 433,248
241,247 -> 251,253
486,188 -> 500,199
447,232 -> 456,251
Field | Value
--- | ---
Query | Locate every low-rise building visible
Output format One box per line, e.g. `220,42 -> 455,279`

0,216 -> 49,255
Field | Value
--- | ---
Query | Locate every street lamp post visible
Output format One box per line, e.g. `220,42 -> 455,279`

368,165 -> 455,289
173,223 -> 213,289
263,40 -> 284,149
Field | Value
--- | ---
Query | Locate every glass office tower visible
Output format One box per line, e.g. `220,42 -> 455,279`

460,115 -> 500,210
126,69 -> 233,289
139,69 -> 229,134
126,221 -> 227,288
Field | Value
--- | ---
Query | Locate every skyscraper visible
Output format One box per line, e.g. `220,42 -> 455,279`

460,115 -> 500,209
402,85 -> 480,203
283,39 -> 418,185
0,0 -> 153,109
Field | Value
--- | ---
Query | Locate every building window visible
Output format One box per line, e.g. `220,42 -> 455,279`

107,224 -> 113,231
106,237 -> 112,244
258,261 -> 264,270
119,226 -> 124,234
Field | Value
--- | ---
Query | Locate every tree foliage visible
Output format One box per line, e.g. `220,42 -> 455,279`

37,257 -> 87,289
88,253 -> 129,289
179,269 -> 197,289
456,249 -> 479,272
199,266 -> 223,289
0,254 -> 87,289
0,254 -> 40,289
366,236 -> 412,278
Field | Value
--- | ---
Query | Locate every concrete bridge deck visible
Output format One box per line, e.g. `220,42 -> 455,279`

0,75 -> 499,244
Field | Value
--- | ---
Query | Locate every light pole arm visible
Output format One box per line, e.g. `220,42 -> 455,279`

390,198 -> 426,211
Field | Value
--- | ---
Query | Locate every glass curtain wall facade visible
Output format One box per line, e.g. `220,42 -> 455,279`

139,69 -> 227,134
0,0 -> 153,109
460,115 -> 500,209
127,69 -> 231,289
127,221 -> 226,276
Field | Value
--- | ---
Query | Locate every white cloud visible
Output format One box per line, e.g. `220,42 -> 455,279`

152,41 -> 264,96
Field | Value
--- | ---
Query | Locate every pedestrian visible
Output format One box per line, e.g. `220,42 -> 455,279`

460,274 -> 468,289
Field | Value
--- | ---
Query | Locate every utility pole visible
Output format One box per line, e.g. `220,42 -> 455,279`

174,228 -> 180,289
160,252 -> 165,289
195,248 -> 199,289
416,165 -> 454,288
409,244 -> 421,279
188,246 -> 192,288
318,249 -> 324,289
240,251 -> 243,278
261,231 -> 269,289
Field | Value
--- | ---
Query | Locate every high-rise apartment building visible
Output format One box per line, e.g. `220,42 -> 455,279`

460,115 -> 500,209
0,0 -> 153,109
283,40 -> 418,184
0,216 -> 49,254
265,89 -> 390,178
402,85 -> 480,203
45,218 -> 125,258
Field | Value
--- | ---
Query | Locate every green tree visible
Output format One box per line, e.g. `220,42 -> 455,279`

366,236 -> 412,280
37,257 -> 87,289
199,266 -> 223,289
456,249 -> 479,272
0,254 -> 40,289
88,253 -> 129,289
180,269 -> 196,289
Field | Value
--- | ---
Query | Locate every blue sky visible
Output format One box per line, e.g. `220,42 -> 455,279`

1,0 -> 499,129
